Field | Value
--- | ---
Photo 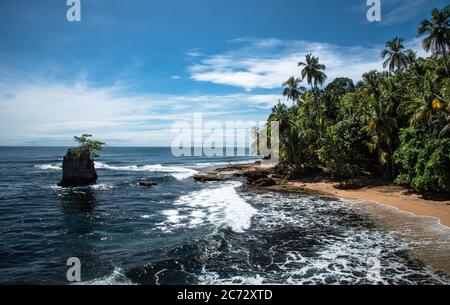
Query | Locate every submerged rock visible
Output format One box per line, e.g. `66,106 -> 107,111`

58,148 -> 97,187
139,180 -> 158,187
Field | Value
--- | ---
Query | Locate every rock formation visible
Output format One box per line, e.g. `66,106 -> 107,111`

193,174 -> 223,183
58,148 -> 98,187
139,180 -> 158,187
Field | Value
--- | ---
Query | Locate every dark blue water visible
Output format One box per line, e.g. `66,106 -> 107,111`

0,147 -> 449,285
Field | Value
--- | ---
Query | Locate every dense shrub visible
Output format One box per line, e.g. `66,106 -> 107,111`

318,118 -> 370,178
394,127 -> 450,193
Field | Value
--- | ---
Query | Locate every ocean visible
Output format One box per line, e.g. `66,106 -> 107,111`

0,146 -> 449,285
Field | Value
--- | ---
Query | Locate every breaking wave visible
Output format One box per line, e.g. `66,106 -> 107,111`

156,181 -> 256,234
95,162 -> 198,180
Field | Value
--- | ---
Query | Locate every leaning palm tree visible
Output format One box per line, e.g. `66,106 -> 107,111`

282,76 -> 306,106
417,5 -> 450,76
298,54 -> 327,89
381,37 -> 410,72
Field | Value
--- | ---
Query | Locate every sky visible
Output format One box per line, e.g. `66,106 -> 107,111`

0,0 -> 447,146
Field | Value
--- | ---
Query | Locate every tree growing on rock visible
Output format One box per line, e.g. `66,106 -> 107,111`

73,134 -> 105,159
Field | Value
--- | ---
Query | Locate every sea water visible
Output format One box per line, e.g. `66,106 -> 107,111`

0,147 -> 449,284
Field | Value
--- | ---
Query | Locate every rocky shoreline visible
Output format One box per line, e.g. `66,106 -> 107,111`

194,162 -> 450,228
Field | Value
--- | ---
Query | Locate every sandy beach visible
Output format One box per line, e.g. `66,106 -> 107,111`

214,162 -> 450,228
283,181 -> 450,228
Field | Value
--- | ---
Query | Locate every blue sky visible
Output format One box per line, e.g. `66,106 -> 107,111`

0,0 -> 447,146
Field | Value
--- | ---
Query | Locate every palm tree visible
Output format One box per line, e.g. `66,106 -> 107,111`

381,78 -> 400,115
432,101 -> 450,138
282,76 -> 305,106
417,5 -> 450,76
298,54 -> 327,89
269,101 -> 289,134
406,50 -> 418,66
362,97 -> 398,176
397,75 -> 445,127
362,70 -> 383,98
250,127 -> 260,155
381,37 -> 410,72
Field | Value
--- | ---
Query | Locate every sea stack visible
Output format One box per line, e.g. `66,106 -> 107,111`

58,148 -> 98,187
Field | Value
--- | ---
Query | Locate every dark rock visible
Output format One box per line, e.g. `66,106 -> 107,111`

194,174 -> 222,183
253,177 -> 276,187
243,169 -> 276,186
139,180 -> 157,187
244,169 -> 270,183
58,148 -> 97,187
262,154 -> 271,160
271,164 -> 300,180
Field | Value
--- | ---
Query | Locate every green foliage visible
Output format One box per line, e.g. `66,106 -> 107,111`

318,118 -> 369,178
394,127 -> 450,193
73,134 -> 105,159
264,6 -> 449,194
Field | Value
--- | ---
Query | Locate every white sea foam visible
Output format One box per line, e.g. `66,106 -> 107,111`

95,162 -> 198,180
196,192 -> 450,285
157,182 -> 256,233
194,159 -> 261,168
47,183 -> 114,190
76,267 -> 134,285
35,164 -> 62,170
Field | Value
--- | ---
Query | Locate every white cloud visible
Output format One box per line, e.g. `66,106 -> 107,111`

0,79 -> 280,146
188,37 -> 428,91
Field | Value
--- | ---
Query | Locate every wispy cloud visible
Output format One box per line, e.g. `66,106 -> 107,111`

188,37 -> 428,91
382,0 -> 428,25
0,76 -> 280,146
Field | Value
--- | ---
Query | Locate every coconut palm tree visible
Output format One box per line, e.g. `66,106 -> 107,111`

362,70 -> 383,99
406,50 -> 418,66
417,5 -> 450,76
269,101 -> 289,134
298,54 -> 327,89
282,76 -> 306,106
381,37 -> 410,72
432,101 -> 450,138
397,75 -> 445,127
362,97 -> 398,176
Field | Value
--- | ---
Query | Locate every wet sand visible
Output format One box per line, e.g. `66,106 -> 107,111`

284,181 -> 450,228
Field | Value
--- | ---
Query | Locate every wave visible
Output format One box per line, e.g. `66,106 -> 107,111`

76,268 -> 135,285
95,162 -> 198,180
194,159 -> 261,168
156,181 -> 256,233
35,164 -> 62,170
48,183 -> 115,190
195,192 -> 450,285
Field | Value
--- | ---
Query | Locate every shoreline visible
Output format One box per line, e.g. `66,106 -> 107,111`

209,162 -> 450,228
282,181 -> 450,228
